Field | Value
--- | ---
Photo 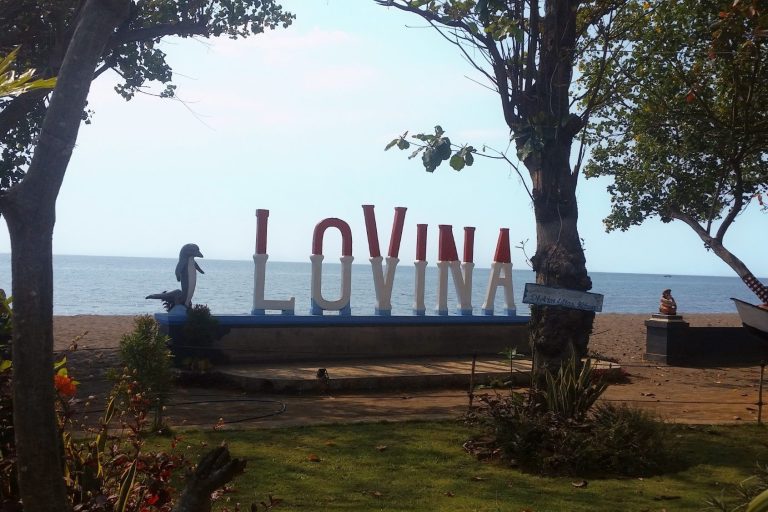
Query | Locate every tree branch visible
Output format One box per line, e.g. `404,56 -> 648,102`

668,208 -> 711,242
108,21 -> 209,49
714,161 -> 744,243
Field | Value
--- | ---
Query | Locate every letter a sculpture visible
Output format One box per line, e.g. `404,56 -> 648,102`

146,243 -> 205,312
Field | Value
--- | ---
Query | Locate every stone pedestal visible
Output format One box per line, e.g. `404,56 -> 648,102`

644,314 -> 689,364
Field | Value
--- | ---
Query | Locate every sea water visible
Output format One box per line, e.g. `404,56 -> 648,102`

0,254 -> 762,315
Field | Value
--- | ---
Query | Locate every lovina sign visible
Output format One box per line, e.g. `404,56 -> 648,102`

252,205 -> 517,317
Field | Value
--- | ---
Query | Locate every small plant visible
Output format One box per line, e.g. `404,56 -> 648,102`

498,346 -> 527,383
475,354 -> 671,476
540,356 -> 608,422
183,304 -> 219,346
582,403 -> 671,474
119,315 -> 173,432
180,304 -> 222,365
705,463 -> 768,511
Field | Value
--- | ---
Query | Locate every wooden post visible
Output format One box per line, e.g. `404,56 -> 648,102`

758,361 -> 765,426
468,353 -> 477,410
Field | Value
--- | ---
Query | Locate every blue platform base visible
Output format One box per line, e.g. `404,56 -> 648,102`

155,312 -> 531,365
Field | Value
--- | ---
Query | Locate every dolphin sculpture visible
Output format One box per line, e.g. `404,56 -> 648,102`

146,243 -> 205,311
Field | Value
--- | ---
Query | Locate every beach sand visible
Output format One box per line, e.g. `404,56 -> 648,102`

51,313 -> 764,427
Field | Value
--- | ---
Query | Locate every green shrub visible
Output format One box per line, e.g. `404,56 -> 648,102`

539,355 -> 608,422
582,403 -> 671,475
478,356 -> 672,476
119,315 -> 173,432
182,304 -> 219,348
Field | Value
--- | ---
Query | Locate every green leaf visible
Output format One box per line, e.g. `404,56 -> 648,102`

422,147 -> 437,172
384,138 -> 399,151
465,152 -> 474,166
116,460 -> 138,512
397,138 -> 410,150
0,48 -> 57,97
54,356 -> 67,372
449,154 -> 466,171
435,138 -> 452,160
0,359 -> 11,372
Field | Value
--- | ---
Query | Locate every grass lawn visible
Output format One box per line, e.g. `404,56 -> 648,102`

152,421 -> 768,511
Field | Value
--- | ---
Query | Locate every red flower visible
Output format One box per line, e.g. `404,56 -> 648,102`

54,374 -> 77,397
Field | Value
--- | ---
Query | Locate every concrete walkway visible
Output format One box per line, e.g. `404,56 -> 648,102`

215,356 -> 531,393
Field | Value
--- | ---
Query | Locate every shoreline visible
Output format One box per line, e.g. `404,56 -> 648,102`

49,312 -> 762,426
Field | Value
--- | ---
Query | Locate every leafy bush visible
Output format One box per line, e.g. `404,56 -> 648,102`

0,308 -> 245,511
179,304 -> 223,366
580,403 -> 671,474
60,374 -> 187,512
182,304 -> 219,348
476,355 -> 672,476
1,350 -> 189,511
119,315 -> 173,432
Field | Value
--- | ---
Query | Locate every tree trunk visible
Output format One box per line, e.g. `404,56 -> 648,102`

526,139 -> 594,368
3,206 -> 65,511
522,0 -> 594,369
0,1 -> 130,510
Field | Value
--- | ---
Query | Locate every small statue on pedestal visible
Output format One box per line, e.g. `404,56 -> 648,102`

146,243 -> 205,312
658,289 -> 677,315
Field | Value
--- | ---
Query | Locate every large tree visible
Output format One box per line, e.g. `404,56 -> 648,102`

377,0 -> 628,366
582,0 -> 768,304
0,1 -> 292,510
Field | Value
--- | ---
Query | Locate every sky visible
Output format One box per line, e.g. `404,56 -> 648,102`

0,0 -> 766,277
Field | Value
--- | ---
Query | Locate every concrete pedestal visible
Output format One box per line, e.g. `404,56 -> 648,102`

645,314 -> 689,363
645,314 -> 767,365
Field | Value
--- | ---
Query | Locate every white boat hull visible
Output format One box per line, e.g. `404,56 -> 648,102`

732,298 -> 768,338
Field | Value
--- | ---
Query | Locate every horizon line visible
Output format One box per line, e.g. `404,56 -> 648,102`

0,252 -> 763,280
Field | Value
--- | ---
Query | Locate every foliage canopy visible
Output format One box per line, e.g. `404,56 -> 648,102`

0,0 -> 294,190
583,0 -> 768,235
